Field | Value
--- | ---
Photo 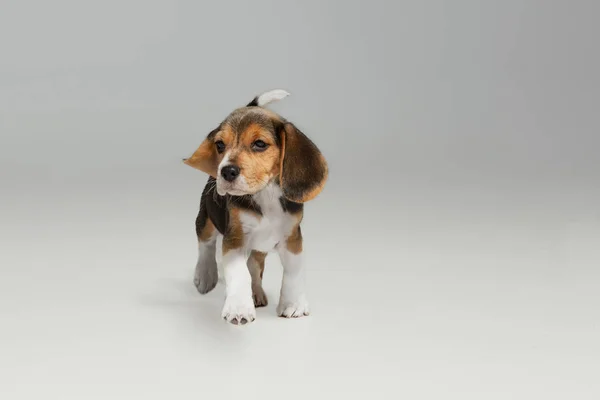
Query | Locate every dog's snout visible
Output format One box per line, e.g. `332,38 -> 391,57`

221,165 -> 240,182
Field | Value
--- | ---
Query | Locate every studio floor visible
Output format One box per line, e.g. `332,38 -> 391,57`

2,167 -> 599,399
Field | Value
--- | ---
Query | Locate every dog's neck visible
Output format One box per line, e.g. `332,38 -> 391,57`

223,181 -> 303,215
252,182 -> 284,215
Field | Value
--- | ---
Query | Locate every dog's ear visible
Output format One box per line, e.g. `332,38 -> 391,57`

183,128 -> 219,178
278,122 -> 328,203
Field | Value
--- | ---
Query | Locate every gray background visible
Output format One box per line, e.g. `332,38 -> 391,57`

1,1 -> 599,399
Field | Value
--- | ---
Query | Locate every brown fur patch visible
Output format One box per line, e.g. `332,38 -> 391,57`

214,126 -> 235,147
247,250 -> 268,307
250,250 -> 267,279
198,217 -> 215,242
222,208 -> 244,254
239,122 -> 267,143
286,224 -> 303,254
183,139 -> 218,177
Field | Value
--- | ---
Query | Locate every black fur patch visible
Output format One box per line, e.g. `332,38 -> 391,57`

195,177 -> 263,237
246,97 -> 259,107
279,197 -> 304,214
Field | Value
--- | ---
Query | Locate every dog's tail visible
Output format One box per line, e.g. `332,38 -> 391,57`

247,89 -> 290,107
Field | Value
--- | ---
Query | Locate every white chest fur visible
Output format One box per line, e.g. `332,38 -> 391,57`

239,184 -> 298,253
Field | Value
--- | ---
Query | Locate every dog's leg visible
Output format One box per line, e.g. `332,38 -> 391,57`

218,235 -> 255,325
247,250 -> 268,307
194,219 -> 218,294
276,226 -> 309,318
194,239 -> 218,294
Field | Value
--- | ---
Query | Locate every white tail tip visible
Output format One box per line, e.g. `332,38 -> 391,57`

250,89 -> 290,107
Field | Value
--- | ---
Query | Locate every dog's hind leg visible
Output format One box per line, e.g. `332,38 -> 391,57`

194,211 -> 218,294
247,251 -> 268,307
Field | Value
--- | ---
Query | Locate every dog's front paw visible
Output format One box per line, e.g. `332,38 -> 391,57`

194,274 -> 217,294
222,294 -> 256,325
277,296 -> 310,318
194,256 -> 218,294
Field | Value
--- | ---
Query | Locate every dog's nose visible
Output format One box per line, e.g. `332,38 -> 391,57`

221,165 -> 240,182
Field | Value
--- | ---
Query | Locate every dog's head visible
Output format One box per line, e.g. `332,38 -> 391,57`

184,90 -> 328,203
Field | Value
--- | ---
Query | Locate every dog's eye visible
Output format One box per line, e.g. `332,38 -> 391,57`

252,140 -> 268,151
215,140 -> 225,153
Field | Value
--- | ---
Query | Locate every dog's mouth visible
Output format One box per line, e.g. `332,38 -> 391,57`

216,174 -> 272,197
216,180 -> 251,197
222,188 -> 248,196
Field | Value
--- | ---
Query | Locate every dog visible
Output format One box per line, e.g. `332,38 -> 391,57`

183,89 -> 328,325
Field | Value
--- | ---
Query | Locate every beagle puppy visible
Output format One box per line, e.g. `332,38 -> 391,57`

183,90 -> 328,325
